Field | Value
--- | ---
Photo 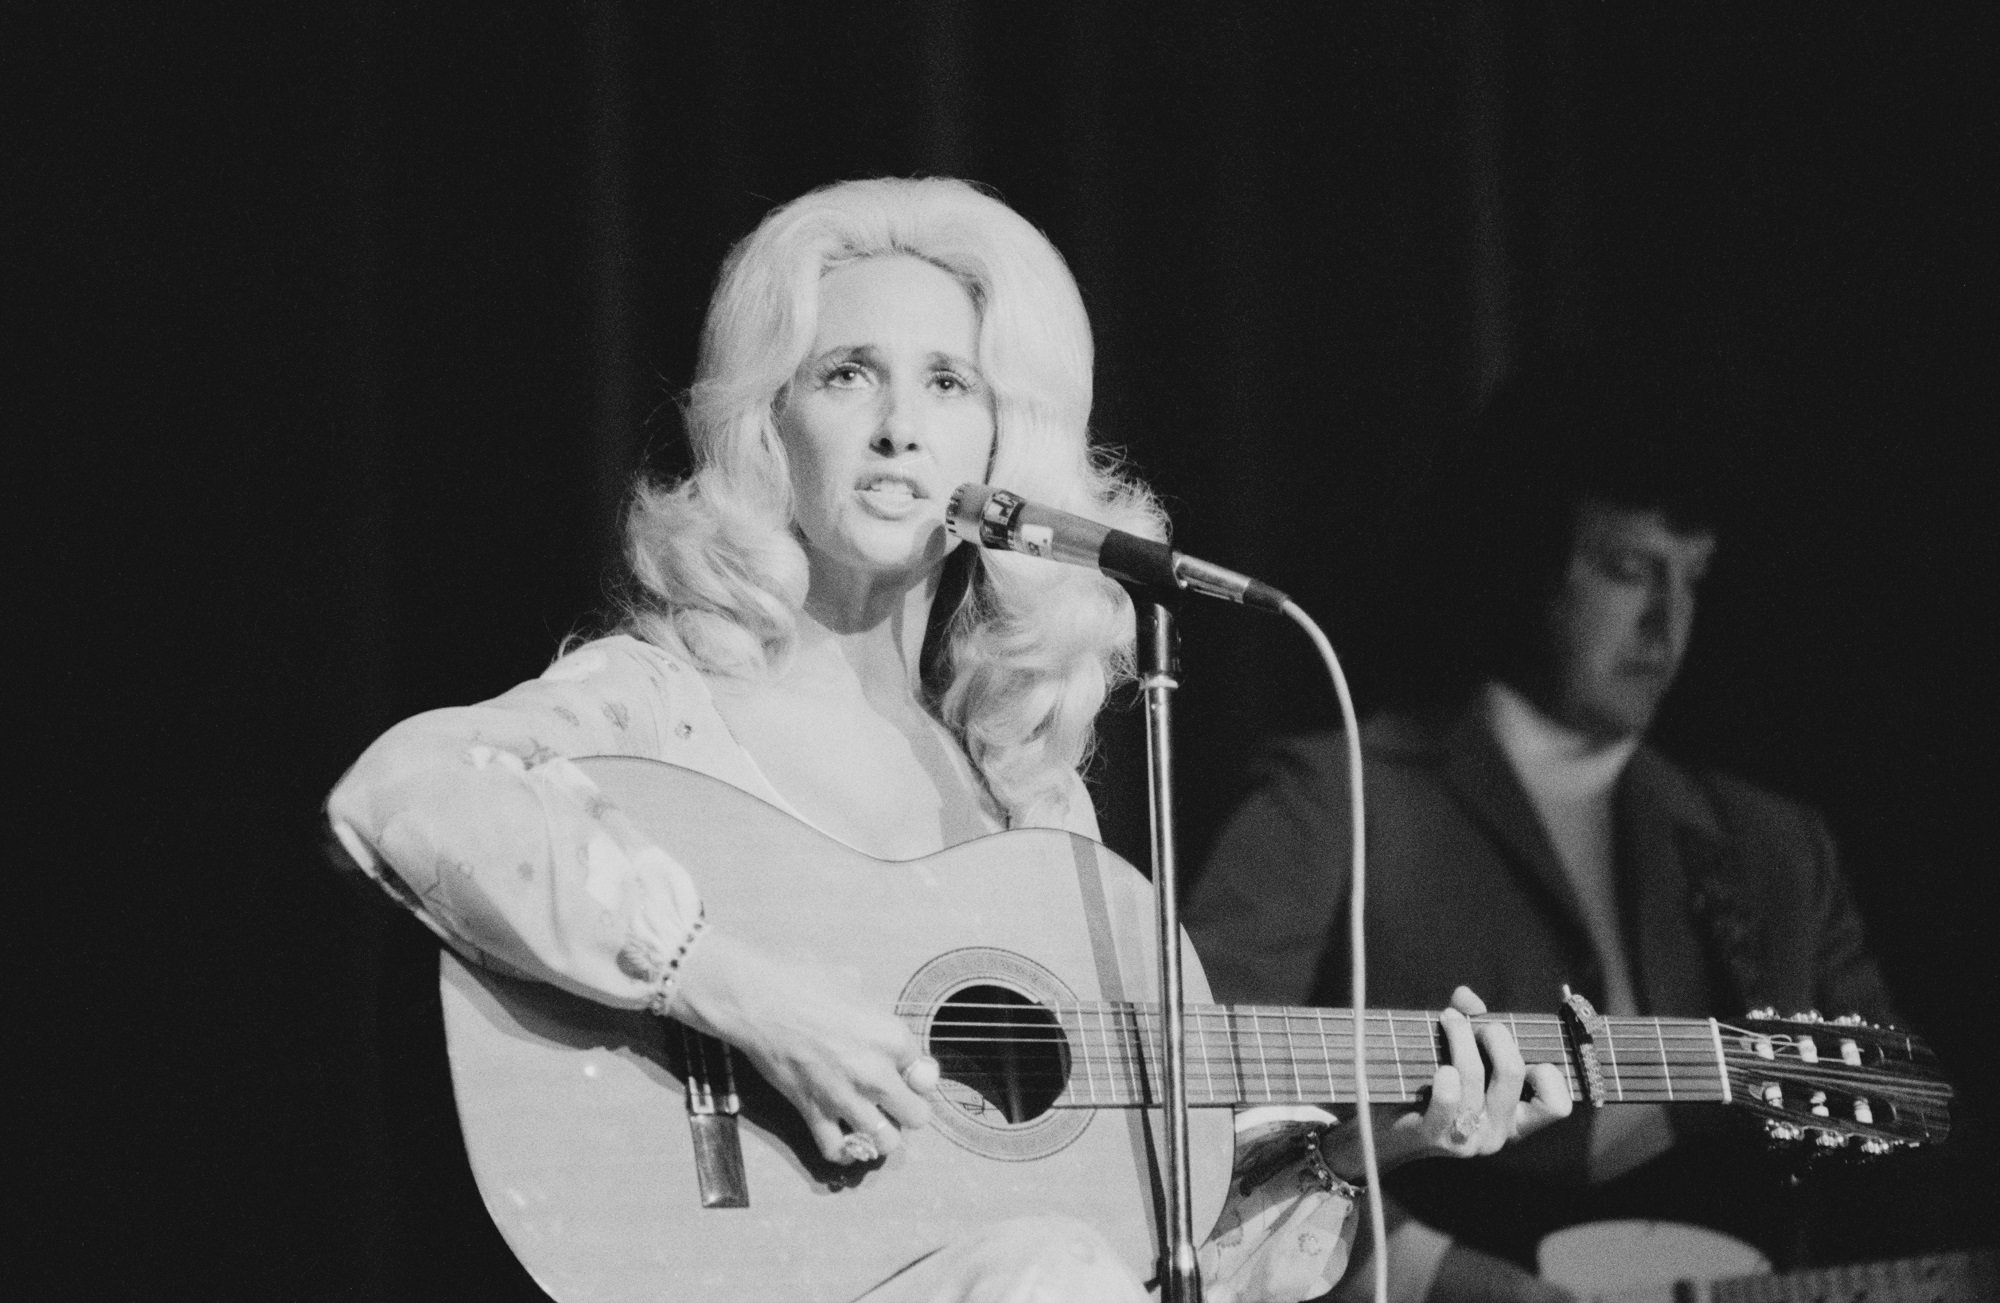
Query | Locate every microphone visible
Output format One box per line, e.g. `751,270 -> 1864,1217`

946,483 -> 1289,612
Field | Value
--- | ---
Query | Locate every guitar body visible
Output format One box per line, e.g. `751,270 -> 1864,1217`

441,756 -> 1233,1302
1538,1222 -> 1996,1303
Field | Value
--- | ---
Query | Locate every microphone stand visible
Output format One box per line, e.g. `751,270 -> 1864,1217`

1139,598 -> 1202,1302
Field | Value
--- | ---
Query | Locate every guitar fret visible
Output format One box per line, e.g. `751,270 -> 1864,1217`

1184,1003 -> 1200,1103
1388,1011 -> 1405,1102
1601,1012 -> 1626,1101
1707,1018 -> 1731,1105
1226,1011 -> 1239,1102
1314,1009 -> 1334,1104
1200,1007 -> 1216,1103
1145,1006 -> 1161,1099
1253,1007 -> 1271,1103
1103,1002 -> 1128,1102
1504,1010 -> 1524,1081
1271,1007 -> 1288,1103
1184,1009 -> 1204,1106
1133,1005 -> 1151,1103
1073,1005 -> 1097,1106
1201,1009 -> 1218,1105
1288,1007 -> 1304,1103
1653,1019 -> 1673,1101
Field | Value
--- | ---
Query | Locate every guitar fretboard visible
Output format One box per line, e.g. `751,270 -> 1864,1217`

923,1003 -> 1732,1109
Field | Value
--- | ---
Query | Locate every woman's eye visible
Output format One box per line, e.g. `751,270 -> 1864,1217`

823,363 -> 869,387
931,371 -> 974,395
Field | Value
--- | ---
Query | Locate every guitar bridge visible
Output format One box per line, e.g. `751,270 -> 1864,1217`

679,1026 -> 749,1208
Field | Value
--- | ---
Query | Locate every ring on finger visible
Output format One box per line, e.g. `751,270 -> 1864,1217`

1447,1110 -> 1488,1144
839,1131 -> 881,1164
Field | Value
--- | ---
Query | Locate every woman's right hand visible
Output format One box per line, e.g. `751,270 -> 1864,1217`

667,929 -> 939,1166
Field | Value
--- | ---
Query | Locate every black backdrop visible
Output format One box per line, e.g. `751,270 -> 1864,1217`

26,2 -> 1996,1295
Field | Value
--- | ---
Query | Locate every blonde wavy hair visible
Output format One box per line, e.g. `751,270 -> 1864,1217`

622,177 -> 1165,819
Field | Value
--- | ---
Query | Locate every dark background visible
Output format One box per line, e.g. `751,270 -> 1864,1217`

25,2 -> 1995,1296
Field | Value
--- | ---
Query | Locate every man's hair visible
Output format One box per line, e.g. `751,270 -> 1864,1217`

1405,346 -> 1741,698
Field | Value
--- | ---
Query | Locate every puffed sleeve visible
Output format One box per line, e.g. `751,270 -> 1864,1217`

324,635 -> 704,1011
1200,1111 -> 1360,1302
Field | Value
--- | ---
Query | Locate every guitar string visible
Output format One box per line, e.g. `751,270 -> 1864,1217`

901,1000 -> 1922,1052
917,1040 -> 1937,1091
910,1008 -> 1926,1070
924,1073 -> 1938,1129
919,1034 -> 1935,1087
912,1019 -> 1946,1112
918,1045 -> 1947,1101
904,1000 -> 1941,1112
922,1028 -> 1922,1074
905,999 -> 1924,1041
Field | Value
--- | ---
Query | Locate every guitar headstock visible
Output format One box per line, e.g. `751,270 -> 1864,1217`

1722,1010 -> 1952,1154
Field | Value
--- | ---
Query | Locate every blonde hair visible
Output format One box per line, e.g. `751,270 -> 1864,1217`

623,177 -> 1163,818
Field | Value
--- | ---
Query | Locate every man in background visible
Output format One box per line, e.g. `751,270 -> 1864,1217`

1186,358 -> 1903,1301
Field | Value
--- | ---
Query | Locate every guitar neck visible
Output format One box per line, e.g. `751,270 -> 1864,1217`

1036,1004 -> 1730,1110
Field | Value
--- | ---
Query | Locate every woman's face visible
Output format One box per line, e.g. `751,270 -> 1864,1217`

777,255 -> 996,591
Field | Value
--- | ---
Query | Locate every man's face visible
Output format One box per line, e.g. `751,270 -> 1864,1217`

1537,498 -> 1718,741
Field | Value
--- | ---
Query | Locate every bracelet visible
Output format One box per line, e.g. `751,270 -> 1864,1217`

1303,1127 -> 1366,1200
621,907 -> 707,1018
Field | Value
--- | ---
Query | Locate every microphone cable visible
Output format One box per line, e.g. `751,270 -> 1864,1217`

1279,597 -> 1385,1303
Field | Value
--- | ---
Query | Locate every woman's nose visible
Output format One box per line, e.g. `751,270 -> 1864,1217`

873,383 -> 923,452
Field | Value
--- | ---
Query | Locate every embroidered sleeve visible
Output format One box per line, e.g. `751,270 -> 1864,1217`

1198,1109 -> 1361,1303
324,636 -> 703,1012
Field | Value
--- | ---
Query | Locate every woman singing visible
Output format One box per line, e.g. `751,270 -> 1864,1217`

327,177 -> 1570,1301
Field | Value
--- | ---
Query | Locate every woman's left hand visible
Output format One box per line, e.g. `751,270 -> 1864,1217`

1320,985 -> 1573,1176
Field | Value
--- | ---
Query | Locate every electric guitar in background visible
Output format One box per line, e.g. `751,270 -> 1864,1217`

1538,1220 -> 1995,1302
441,758 -> 1955,1302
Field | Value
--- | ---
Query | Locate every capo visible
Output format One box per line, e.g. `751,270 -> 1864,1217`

1558,986 -> 1607,1110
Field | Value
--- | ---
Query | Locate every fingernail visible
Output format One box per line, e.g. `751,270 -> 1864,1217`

904,1056 -> 941,1093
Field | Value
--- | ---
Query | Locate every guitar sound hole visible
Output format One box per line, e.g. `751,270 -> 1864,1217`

931,985 -> 1069,1124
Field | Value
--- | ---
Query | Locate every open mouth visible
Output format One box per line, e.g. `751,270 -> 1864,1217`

857,476 -> 925,509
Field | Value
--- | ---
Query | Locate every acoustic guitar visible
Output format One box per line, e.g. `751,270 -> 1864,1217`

441,758 -> 1952,1302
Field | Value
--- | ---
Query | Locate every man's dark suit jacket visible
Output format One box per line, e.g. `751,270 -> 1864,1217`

1185,700 -> 1899,1267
